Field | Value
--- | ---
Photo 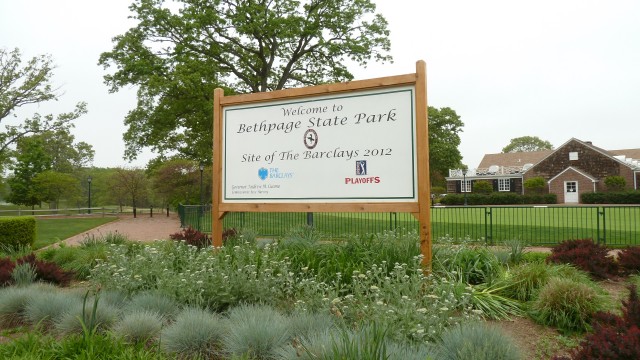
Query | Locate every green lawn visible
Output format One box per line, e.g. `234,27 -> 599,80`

215,206 -> 640,247
34,217 -> 118,249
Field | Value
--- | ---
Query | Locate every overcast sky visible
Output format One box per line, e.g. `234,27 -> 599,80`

1,0 -> 639,169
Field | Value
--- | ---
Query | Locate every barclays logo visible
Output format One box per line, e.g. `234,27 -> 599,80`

258,167 -> 268,180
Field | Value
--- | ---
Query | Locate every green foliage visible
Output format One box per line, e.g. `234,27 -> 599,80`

523,176 -> 546,195
32,170 -> 80,209
160,307 -> 226,358
582,190 -> 640,204
529,277 -> 607,333
0,331 -> 168,359
436,321 -> 522,360
433,245 -> 503,285
223,303 -> 292,359
502,136 -> 553,153
53,295 -> 120,336
604,175 -> 627,192
0,216 -> 36,248
499,262 -> 552,302
472,180 -> 493,194
467,282 -> 524,320
99,0 -> 392,161
440,193 -> 556,205
0,285 -> 39,326
112,310 -> 164,344
149,159 -> 210,207
0,48 -> 87,172
521,251 -> 549,263
429,107 -> 464,185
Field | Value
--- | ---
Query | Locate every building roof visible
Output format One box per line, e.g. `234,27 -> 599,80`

477,150 -> 552,169
609,148 -> 640,160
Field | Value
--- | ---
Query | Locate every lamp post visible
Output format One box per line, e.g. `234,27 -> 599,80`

462,169 -> 468,206
87,176 -> 92,214
198,163 -> 204,232
199,163 -> 204,206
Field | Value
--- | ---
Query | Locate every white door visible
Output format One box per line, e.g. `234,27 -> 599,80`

564,181 -> 579,203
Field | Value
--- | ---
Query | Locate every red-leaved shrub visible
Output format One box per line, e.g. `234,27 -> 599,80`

572,285 -> 640,359
547,238 -> 617,279
170,227 -> 211,248
0,257 -> 16,286
16,254 -> 74,287
617,246 -> 640,275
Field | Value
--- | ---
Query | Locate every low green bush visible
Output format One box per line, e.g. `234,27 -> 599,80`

529,277 -> 607,333
440,193 -> 556,205
582,190 -> 640,204
0,217 -> 36,249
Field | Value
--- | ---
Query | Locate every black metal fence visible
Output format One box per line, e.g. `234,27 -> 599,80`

177,205 -> 640,247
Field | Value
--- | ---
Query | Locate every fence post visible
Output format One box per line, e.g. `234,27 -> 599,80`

598,207 -> 606,245
485,207 -> 493,245
150,206 -> 153,218
306,212 -> 314,227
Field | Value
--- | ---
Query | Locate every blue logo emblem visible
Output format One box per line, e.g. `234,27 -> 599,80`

356,161 -> 367,175
258,167 -> 268,180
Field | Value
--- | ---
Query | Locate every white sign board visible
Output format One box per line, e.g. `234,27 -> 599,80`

222,86 -> 417,203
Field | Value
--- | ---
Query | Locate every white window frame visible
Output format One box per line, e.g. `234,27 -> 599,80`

498,178 -> 510,192
461,179 -> 471,192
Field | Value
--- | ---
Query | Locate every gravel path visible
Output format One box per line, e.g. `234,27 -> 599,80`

59,213 -> 183,246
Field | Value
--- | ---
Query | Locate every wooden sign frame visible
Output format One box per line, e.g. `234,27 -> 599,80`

212,61 -> 432,266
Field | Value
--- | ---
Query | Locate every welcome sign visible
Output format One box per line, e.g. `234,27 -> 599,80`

212,61 -> 431,267
222,86 -> 417,203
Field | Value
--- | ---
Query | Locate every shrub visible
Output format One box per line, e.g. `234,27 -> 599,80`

0,286 -> 36,326
436,321 -> 521,360
582,190 -> 640,204
547,239 -> 617,279
0,257 -> 16,286
604,176 -> 627,192
571,284 -> 640,359
618,246 -> 640,275
222,303 -> 292,359
529,277 -> 607,333
0,216 -> 36,249
112,310 -> 163,344
472,180 -> 493,194
169,226 -> 211,248
160,307 -> 226,358
54,297 -> 120,336
524,177 -> 547,195
16,253 -> 75,286
440,192 -> 556,205
521,251 -> 549,264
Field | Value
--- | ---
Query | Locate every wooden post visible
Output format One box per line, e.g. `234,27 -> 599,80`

212,88 -> 225,247
415,60 -> 432,269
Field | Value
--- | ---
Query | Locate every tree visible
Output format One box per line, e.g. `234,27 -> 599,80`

0,48 -> 87,170
6,136 -> 51,208
107,168 -> 150,215
99,0 -> 392,161
429,107 -> 464,186
32,171 -> 80,209
502,136 -> 553,153
149,158 -> 208,208
524,176 -> 547,195
31,128 -> 94,173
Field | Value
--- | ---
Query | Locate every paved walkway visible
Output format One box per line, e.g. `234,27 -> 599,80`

59,213 -> 183,246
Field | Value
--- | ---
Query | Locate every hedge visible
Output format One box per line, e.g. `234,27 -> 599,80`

581,191 -> 640,204
440,193 -> 557,205
0,216 -> 36,248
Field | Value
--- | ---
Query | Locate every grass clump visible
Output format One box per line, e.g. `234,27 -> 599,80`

53,298 -> 120,336
0,285 -> 42,326
11,262 -> 36,287
433,245 -> 503,285
223,303 -> 292,359
160,307 -> 226,358
23,290 -> 82,328
435,321 -> 522,360
529,277 -> 608,333
112,310 -> 164,344
125,291 -> 180,319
